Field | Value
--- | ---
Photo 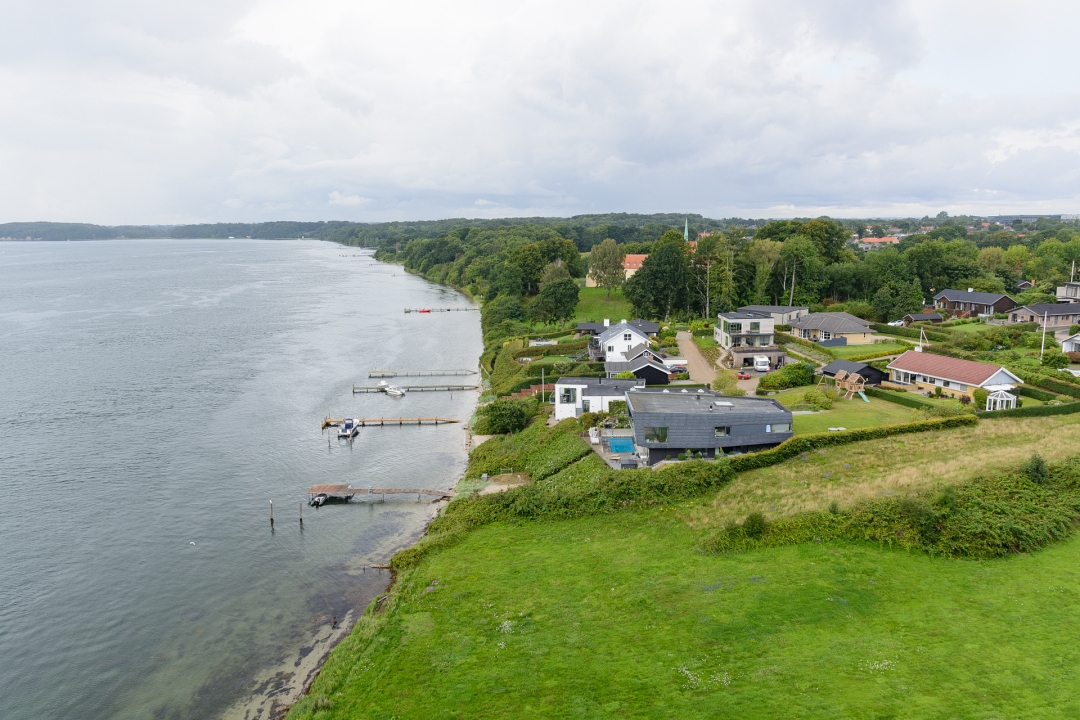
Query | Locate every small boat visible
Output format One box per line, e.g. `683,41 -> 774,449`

377,380 -> 389,389
384,385 -> 406,397
338,418 -> 359,438
418,308 -> 432,313
310,493 -> 328,507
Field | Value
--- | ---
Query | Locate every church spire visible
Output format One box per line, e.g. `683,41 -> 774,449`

683,217 -> 689,241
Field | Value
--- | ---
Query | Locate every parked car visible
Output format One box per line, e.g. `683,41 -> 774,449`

736,371 -> 752,380
887,319 -> 905,327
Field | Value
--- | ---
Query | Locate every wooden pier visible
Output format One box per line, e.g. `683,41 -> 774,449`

322,416 -> 460,430
368,369 -> 477,378
404,307 -> 478,313
352,384 -> 479,393
308,483 -> 455,500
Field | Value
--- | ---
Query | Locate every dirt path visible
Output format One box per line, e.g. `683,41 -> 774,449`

676,331 -> 717,384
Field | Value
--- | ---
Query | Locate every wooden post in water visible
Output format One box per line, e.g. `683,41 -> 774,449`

270,500 -> 274,526
300,502 -> 303,524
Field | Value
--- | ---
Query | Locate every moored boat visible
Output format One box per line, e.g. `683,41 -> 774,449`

337,418 -> 359,438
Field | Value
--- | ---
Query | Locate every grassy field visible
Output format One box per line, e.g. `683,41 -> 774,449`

293,507 -> 1080,719
685,413 -> 1080,530
829,342 -> 910,358
574,287 -> 634,324
793,396 -> 915,434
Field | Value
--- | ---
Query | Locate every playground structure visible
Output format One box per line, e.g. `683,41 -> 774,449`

817,369 -> 869,401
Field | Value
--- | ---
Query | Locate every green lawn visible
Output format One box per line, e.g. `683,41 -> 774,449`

765,389 -> 918,434
829,342 -> 909,359
574,287 -> 635,324
294,508 -> 1080,719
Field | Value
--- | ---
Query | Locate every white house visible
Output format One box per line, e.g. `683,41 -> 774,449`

737,305 -> 809,325
595,321 -> 652,362
885,350 -> 1023,399
1063,332 -> 1080,353
553,377 -> 645,420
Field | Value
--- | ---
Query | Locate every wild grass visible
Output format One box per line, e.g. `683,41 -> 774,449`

829,342 -> 910,358
574,286 -> 634,324
682,413 -> 1080,531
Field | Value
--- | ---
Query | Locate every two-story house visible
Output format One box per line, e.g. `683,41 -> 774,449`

933,289 -> 1017,318
737,305 -> 809,325
592,321 -> 652,362
715,311 -> 786,369
1057,281 -> 1080,303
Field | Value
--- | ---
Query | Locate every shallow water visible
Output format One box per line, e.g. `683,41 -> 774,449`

0,239 -> 481,719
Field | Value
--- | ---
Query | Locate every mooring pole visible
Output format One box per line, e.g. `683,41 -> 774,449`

270,500 -> 274,526
300,502 -> 303,524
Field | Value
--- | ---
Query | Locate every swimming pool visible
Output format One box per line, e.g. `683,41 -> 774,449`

608,438 -> 635,453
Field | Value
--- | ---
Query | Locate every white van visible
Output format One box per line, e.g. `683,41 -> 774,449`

753,356 -> 771,373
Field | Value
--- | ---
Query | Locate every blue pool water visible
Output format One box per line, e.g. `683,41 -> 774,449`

608,438 -> 635,453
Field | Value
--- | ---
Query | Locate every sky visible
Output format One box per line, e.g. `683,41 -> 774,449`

3,0 -> 1080,224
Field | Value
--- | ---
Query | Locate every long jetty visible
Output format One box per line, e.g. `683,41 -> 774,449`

404,307 -> 478,313
368,369 -> 477,378
322,416 -> 460,430
308,483 -> 455,499
352,384 -> 479,393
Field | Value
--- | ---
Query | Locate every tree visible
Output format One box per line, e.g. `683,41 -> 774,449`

895,277 -> 925,316
480,295 -> 525,333
623,241 -> 688,321
872,285 -> 896,321
482,397 -> 531,434
746,239 -> 782,304
489,263 -> 524,298
540,261 -> 570,286
587,238 -> 626,300
614,371 -> 637,379
528,278 -> 579,325
689,233 -> 720,318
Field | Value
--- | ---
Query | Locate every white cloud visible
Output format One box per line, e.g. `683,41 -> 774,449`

3,0 -> 1080,223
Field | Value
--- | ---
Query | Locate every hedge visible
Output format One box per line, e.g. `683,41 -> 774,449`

514,340 -> 588,358
863,386 -> 936,409
725,415 -> 978,473
1039,377 -> 1080,399
1015,385 -> 1059,402
981,401 -> 1080,419
776,331 -> 836,359
842,343 -> 914,363
870,322 -> 950,342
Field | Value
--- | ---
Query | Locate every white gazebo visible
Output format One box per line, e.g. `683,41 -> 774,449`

984,384 -> 1018,411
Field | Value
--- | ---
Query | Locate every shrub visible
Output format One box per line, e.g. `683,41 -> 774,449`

1069,352 -> 1080,364
757,362 -> 816,392
1071,323 -> 1080,336
578,411 -> 601,429
614,371 -> 636,379
1022,453 -> 1049,483
1042,350 -> 1071,369
801,389 -> 834,410
1016,385 -> 1058,402
481,295 -> 525,333
982,401 -> 1080,419
864,386 -> 936,409
743,512 -> 766,538
477,397 -> 535,434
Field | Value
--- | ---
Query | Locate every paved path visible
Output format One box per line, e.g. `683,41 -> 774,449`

676,331 -> 717,384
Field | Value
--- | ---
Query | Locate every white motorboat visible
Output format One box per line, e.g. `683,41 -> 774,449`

384,385 -> 406,397
338,418 -> 359,438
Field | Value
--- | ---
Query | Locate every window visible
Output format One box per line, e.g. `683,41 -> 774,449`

750,321 -> 760,332
624,333 -> 632,342
714,426 -> 729,437
942,381 -> 950,388
723,320 -> 730,332
607,345 -> 613,352
771,423 -> 791,433
644,427 -> 668,442
559,388 -> 576,404
730,322 -> 742,333
582,399 -> 590,412
821,331 -> 832,340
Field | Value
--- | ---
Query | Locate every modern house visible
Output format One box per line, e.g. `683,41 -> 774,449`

577,318 -> 659,337
590,321 -> 653,362
933,289 -> 1017,318
820,359 -> 888,386
625,391 -> 793,465
715,311 -> 786,369
885,350 -> 1022,399
553,377 -> 645,420
1057,281 -> 1080,303
790,312 -> 874,345
902,312 -> 944,326
737,305 -> 810,325
1009,303 -> 1080,332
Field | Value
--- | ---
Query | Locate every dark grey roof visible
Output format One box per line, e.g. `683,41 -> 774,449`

821,359 -> 870,375
738,305 -> 809,313
577,319 -> 659,335
791,312 -> 872,334
553,377 -> 644,396
904,312 -> 943,321
934,289 -> 1014,304
1017,303 -> 1080,317
626,391 -> 790,415
718,311 -> 773,320
597,321 -> 653,344
604,357 -> 670,374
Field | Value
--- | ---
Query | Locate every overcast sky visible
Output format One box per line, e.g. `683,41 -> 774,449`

3,0 -> 1080,224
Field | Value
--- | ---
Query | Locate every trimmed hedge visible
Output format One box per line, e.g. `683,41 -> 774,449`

514,340 -> 588,358
870,322 -> 949,342
863,386 -> 935,409
843,343 -> 914,363
776,331 -> 836,359
1016,385 -> 1059,402
1039,377 -> 1080,399
725,415 -> 978,473
981,401 -> 1080,419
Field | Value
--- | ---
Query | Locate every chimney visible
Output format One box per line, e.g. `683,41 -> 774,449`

968,288 -> 974,292
603,318 -> 610,327
621,318 -> 627,324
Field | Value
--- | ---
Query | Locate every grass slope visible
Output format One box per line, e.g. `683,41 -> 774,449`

829,342 -> 909,358
293,511 -> 1080,719
574,287 -> 634,324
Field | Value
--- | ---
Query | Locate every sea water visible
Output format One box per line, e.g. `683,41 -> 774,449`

0,239 -> 482,719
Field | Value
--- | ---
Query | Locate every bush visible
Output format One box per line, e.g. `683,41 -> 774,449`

1042,350 -> 1071,370
972,387 -> 989,408
1016,385 -> 1058,402
712,370 -> 747,396
481,295 -> 525,333
801,389 -> 834,410
1069,352 -> 1080,364
476,397 -> 536,434
864,386 -> 936,409
981,401 -> 1080,419
614,371 -> 636,379
757,362 -> 816,392
743,512 -> 766,538
1022,453 -> 1049,483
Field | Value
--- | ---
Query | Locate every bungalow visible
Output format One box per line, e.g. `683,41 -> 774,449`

737,305 -> 809,325
553,377 -> 645,420
1062,333 -> 1080,353
590,321 -> 653,362
1009,303 -> 1080,332
903,312 -> 944,326
577,318 -> 659,337
1017,279 -> 1035,291
820,359 -> 888,386
604,356 -> 672,385
886,350 -> 1022,399
1057,281 -> 1080,303
626,391 -> 793,465
933,289 -> 1016,318
857,236 -> 899,250
790,312 -> 874,345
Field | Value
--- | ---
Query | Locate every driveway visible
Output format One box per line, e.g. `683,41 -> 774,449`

675,331 -> 718,384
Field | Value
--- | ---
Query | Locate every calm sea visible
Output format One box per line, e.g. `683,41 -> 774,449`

0,239 -> 482,719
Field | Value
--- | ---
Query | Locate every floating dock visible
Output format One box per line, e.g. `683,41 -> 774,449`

368,369 -> 477,378
307,484 -> 455,500
352,384 -> 479,393
322,416 -> 460,430
404,307 -> 478,313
